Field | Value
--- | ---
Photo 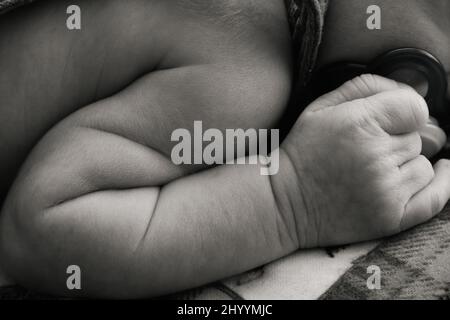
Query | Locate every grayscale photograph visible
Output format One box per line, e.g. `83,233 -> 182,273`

0,0 -> 449,307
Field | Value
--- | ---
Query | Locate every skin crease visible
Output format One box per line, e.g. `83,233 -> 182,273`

0,0 -> 292,203
0,0 -> 449,297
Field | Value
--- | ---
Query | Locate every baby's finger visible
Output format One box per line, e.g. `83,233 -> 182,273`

362,88 -> 429,135
391,125 -> 446,163
308,74 -> 407,111
401,159 -> 450,231
419,122 -> 447,159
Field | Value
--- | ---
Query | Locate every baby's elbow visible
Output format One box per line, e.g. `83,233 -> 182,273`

0,186 -> 66,294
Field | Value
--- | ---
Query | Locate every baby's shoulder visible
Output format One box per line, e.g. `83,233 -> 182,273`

146,0 -> 294,129
159,0 -> 293,76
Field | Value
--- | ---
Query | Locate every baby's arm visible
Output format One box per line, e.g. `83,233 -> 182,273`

0,65 -> 297,298
2,69 -> 450,299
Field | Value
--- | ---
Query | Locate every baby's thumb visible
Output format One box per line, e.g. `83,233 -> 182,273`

401,159 -> 450,231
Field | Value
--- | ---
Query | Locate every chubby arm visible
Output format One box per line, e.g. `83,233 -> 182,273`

3,69 -> 448,299
0,64 -> 296,298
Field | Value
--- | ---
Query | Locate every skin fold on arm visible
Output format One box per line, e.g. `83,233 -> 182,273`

0,0 -> 294,298
2,0 -> 450,300
0,60 -> 297,298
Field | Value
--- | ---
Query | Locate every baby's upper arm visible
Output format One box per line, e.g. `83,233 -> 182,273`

4,57 -> 290,211
0,61 -> 291,296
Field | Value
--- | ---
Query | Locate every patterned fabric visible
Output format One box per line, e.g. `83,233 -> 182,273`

286,0 -> 329,86
322,208 -> 450,300
165,242 -> 377,300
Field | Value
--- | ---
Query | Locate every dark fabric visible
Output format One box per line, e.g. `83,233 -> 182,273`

278,0 -> 328,139
286,0 -> 329,87
0,285 -> 59,300
0,0 -> 35,14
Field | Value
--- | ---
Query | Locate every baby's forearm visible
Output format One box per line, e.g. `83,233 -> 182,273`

133,152 -> 298,296
0,62 -> 296,298
0,141 -> 299,298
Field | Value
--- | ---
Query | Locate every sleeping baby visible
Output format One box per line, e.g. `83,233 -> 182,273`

0,0 -> 449,298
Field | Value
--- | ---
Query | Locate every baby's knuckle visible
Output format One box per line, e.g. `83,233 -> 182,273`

369,151 -> 396,174
378,192 -> 405,220
350,74 -> 377,93
419,155 -> 434,174
404,90 -> 429,124
373,173 -> 406,205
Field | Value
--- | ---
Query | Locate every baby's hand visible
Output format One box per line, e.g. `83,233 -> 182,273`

281,74 -> 450,247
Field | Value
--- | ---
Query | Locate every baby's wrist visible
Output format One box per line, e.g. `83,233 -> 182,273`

270,147 -> 311,249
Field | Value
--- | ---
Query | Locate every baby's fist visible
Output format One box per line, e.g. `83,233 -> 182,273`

281,74 -> 450,247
